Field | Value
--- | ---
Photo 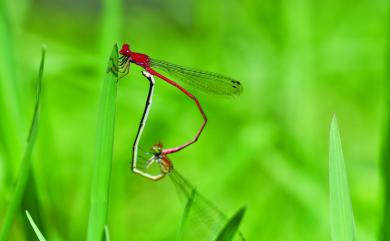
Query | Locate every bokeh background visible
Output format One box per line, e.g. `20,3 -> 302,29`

0,0 -> 388,240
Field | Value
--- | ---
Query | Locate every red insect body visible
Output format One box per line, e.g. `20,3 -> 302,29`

119,44 -> 150,68
130,52 -> 150,68
119,43 -> 131,55
119,43 -> 241,156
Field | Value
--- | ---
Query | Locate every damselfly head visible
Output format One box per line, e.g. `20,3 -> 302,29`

119,43 -> 132,56
151,143 -> 163,155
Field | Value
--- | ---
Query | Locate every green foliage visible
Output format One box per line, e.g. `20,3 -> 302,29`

215,207 -> 246,241
381,26 -> 390,238
0,0 -> 24,181
381,114 -> 390,240
105,226 -> 111,241
0,46 -> 45,241
86,44 -> 118,241
329,116 -> 356,241
0,0 -> 386,240
25,210 -> 46,241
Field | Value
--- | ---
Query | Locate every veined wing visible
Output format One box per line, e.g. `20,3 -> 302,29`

150,58 -> 243,96
170,170 -> 245,241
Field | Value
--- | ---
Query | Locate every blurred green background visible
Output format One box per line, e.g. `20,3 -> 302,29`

0,0 -> 388,240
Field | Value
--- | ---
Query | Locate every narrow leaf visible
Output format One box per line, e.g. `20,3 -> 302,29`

0,46 -> 45,241
215,207 -> 246,241
380,31 -> 390,238
86,44 -> 118,241
104,225 -> 110,241
381,116 -> 390,241
25,210 -> 47,241
329,115 -> 356,241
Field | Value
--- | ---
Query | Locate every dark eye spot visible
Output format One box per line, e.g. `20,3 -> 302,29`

232,85 -> 237,88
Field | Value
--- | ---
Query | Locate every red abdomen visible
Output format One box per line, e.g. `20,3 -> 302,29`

130,52 -> 150,68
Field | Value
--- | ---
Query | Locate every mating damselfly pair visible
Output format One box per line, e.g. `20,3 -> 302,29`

119,44 -> 245,241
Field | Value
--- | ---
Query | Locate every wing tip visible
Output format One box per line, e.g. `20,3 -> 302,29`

231,80 -> 243,96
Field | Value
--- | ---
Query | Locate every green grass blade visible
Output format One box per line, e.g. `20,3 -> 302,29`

329,115 -> 356,241
176,189 -> 197,241
215,207 -> 246,241
25,210 -> 47,241
104,225 -> 110,241
86,43 -> 118,241
100,0 -> 122,53
0,1 -> 24,184
381,108 -> 390,240
380,11 -> 390,240
0,46 -> 45,241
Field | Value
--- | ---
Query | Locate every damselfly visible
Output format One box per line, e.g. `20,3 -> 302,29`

131,71 -> 245,240
137,142 -> 245,241
120,44 -> 243,156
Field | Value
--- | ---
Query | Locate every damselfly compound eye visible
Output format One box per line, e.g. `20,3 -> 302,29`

119,43 -> 131,56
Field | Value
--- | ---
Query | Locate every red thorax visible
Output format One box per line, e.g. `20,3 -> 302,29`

119,43 -> 150,68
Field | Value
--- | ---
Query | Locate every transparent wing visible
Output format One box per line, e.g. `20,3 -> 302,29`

150,58 -> 243,96
170,170 -> 245,241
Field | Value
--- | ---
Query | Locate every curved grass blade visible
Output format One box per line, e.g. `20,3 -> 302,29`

0,46 -> 45,241
215,207 -> 246,241
25,210 -> 46,241
329,115 -> 356,241
86,44 -> 118,241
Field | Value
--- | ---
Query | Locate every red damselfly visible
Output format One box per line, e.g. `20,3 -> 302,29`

120,44 -> 242,156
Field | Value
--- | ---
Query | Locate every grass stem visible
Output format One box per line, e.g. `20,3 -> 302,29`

86,44 -> 118,241
0,46 -> 45,241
